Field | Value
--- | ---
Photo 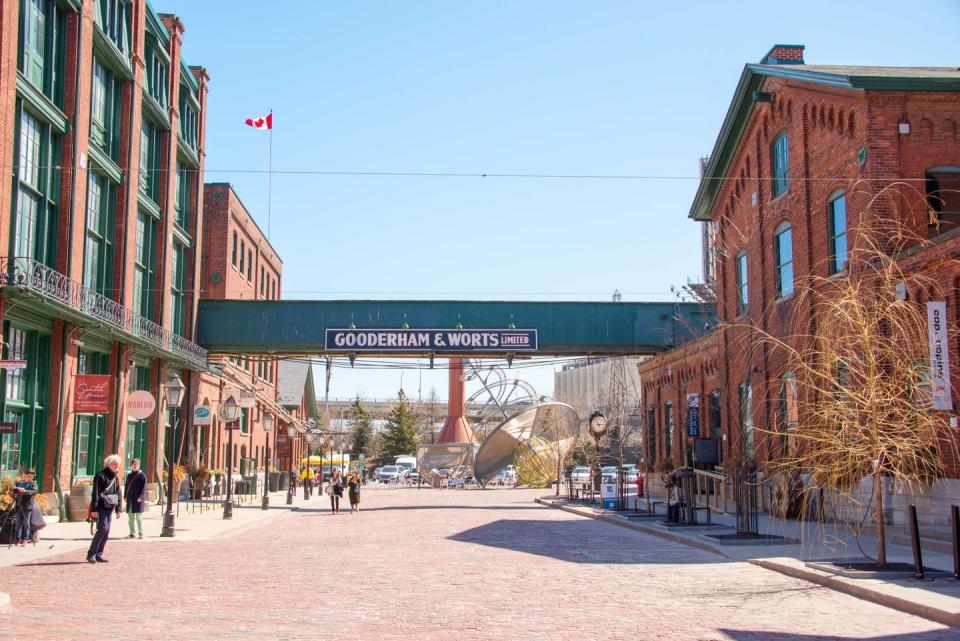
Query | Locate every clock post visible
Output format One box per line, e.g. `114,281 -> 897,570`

587,411 -> 607,494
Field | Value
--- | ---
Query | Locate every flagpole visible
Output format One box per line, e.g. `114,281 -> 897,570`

267,109 -> 273,240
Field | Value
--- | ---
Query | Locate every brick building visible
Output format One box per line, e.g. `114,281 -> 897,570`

638,45 -> 960,523
0,0 -> 212,506
191,183 -> 303,482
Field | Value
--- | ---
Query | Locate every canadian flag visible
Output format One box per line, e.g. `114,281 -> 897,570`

244,113 -> 272,130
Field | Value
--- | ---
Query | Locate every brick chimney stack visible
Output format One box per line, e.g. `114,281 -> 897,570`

761,44 -> 805,65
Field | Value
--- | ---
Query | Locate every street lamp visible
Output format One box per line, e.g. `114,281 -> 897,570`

286,424 -> 297,505
261,410 -> 275,510
220,396 -> 240,519
161,375 -> 186,537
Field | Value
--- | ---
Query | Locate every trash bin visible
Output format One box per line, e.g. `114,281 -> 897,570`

269,472 -> 280,492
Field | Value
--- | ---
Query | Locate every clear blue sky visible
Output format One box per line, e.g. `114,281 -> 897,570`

162,0 -> 959,401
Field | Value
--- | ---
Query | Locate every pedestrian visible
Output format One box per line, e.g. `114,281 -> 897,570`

301,465 -> 313,497
86,454 -> 122,563
327,468 -> 343,514
13,468 -> 38,546
347,471 -> 361,513
124,458 -> 147,539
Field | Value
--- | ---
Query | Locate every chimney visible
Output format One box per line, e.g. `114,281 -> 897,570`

760,44 -> 805,65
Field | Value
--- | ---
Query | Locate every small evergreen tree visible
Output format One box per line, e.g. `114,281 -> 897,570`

379,389 -> 420,461
349,397 -> 374,458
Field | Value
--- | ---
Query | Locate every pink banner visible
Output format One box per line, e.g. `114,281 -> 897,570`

74,374 -> 111,413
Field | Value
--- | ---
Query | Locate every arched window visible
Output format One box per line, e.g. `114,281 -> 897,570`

771,132 -> 789,197
774,222 -> 794,298
828,191 -> 847,274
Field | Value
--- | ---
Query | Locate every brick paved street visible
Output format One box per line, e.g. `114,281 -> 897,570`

1,486 -> 957,641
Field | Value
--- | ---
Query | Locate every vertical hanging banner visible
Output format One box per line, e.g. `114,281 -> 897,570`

927,301 -> 953,411
686,393 -> 700,438
74,375 -> 111,413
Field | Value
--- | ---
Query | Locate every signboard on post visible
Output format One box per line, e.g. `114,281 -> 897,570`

0,360 -> 27,371
324,328 -> 538,353
600,482 -> 619,509
928,301 -> 953,411
0,421 -> 18,434
126,391 -> 156,420
74,375 -> 110,413
686,393 -> 700,438
193,404 -> 212,426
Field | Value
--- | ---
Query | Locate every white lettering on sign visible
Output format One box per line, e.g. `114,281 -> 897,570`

324,329 -> 537,352
928,301 -> 953,411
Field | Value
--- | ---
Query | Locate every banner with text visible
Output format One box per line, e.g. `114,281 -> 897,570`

686,393 -> 700,438
927,301 -> 953,411
74,375 -> 111,413
325,328 -> 538,352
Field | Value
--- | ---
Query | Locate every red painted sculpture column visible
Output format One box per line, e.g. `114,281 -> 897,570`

436,358 -> 475,443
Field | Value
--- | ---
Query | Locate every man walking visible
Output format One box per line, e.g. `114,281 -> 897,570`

87,454 -> 122,563
125,459 -> 147,539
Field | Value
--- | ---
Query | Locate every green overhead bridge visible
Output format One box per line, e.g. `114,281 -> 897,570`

196,300 -> 715,356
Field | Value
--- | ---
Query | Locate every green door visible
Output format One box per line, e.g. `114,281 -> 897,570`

0,325 -> 50,486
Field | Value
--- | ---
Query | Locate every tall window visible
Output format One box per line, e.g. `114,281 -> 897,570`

14,107 -> 60,266
775,223 -> 794,298
259,265 -> 265,297
179,89 -> 199,152
247,250 -> 253,282
95,0 -> 129,54
645,406 -> 656,464
174,162 -> 191,229
83,172 -> 114,295
664,401 -> 673,461
231,232 -> 238,267
771,132 -> 789,197
779,372 -> 798,457
239,239 -> 245,274
139,119 -> 162,203
709,390 -> 722,439
170,242 -> 187,336
132,211 -> 157,318
738,381 -> 754,455
72,351 -> 108,479
90,58 -> 121,161
22,0 -> 45,87
144,36 -> 168,109
829,192 -> 848,274
736,252 -> 748,316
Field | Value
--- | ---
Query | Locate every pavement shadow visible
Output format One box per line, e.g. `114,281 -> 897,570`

720,631 -> 960,641
14,560 -> 92,567
448,518 -> 729,565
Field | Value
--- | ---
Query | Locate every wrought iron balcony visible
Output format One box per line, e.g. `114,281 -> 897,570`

0,257 -> 208,369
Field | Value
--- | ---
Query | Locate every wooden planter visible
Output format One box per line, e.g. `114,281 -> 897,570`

67,485 -> 92,522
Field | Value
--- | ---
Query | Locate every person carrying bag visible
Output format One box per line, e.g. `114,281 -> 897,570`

86,454 -> 122,563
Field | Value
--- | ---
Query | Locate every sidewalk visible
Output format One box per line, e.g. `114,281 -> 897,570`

536,494 -> 960,628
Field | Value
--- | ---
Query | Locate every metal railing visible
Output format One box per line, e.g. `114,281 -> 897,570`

693,468 -> 729,514
1,257 -> 207,368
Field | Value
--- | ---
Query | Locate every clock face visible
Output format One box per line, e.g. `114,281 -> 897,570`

589,415 -> 607,435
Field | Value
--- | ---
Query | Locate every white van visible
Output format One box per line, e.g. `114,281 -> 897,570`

395,455 -> 416,472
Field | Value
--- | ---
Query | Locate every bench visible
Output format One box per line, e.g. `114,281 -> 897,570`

649,500 -> 665,515
692,506 -> 712,524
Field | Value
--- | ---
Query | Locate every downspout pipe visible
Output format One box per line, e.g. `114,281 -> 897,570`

53,7 -> 86,521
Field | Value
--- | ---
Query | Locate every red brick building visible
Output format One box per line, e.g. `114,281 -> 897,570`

0,0 -> 211,506
191,183 -> 302,482
638,45 -> 960,523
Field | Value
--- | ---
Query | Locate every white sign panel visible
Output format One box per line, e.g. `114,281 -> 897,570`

927,301 -> 953,411
193,404 -> 213,426
224,388 -> 256,408
126,390 -> 156,420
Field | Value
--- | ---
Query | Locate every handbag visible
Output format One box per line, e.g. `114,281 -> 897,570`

100,477 -> 119,508
324,483 -> 334,496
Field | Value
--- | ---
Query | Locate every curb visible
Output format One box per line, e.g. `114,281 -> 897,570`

749,558 -> 960,630
536,497 -> 960,629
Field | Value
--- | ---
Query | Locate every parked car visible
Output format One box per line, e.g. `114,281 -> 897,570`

570,466 -> 590,484
622,465 -> 639,483
377,465 -> 404,483
601,466 -> 619,483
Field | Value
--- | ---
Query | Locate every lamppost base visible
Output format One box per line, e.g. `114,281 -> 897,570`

303,486 -> 309,501
261,495 -> 269,510
160,511 -> 175,537
223,499 -> 234,520
286,490 -> 293,505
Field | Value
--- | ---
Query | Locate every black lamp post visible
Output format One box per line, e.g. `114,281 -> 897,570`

588,411 -> 608,495
261,410 -> 275,509
161,375 -> 186,537
220,396 -> 240,520
286,424 -> 297,505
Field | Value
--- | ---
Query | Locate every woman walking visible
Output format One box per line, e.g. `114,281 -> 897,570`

13,469 -> 38,546
86,454 -> 122,563
124,458 -> 147,539
327,468 -> 344,514
347,471 -> 361,513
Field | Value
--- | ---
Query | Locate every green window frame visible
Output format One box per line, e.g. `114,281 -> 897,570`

664,401 -> 672,460
738,381 -> 754,455
124,365 -> 151,468
775,223 -> 794,298
645,405 -> 656,464
170,242 -> 187,336
95,0 -> 130,55
178,89 -> 199,151
90,56 -> 122,161
83,171 -> 116,295
174,162 -> 191,229
19,0 -> 66,105
0,325 -> 50,483
735,251 -> 748,316
771,132 -> 789,197
144,35 -> 168,110
139,118 -> 163,204
231,231 -> 238,266
709,390 -> 722,439
829,192 -> 848,275
21,0 -> 45,88
133,210 -> 157,319
239,408 -> 249,435
12,103 -> 60,266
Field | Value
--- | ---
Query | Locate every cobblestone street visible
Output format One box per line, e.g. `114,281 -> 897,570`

1,487 -> 957,641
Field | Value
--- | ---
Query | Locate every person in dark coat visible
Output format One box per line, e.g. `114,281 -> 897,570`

87,454 -> 121,563
13,468 -> 38,546
124,458 -> 147,539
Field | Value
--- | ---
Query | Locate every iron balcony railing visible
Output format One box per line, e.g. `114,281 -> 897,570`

0,256 -> 207,369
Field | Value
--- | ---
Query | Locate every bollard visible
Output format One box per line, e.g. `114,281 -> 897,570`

909,504 -> 924,580
952,505 -> 959,581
